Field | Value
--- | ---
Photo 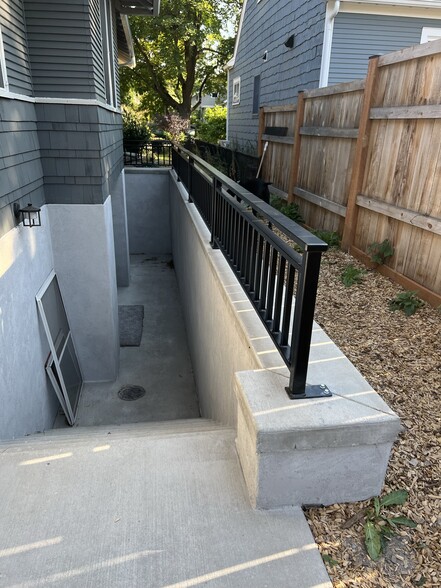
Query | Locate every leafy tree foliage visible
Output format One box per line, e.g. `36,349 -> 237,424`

121,0 -> 242,121
195,105 -> 227,143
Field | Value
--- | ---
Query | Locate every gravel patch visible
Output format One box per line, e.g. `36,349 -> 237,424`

304,248 -> 440,588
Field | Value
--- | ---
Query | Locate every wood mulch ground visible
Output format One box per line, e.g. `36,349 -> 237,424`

303,247 -> 440,588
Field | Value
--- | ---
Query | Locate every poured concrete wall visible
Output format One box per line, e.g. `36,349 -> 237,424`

111,170 -> 130,287
48,197 -> 119,383
125,169 -> 171,256
169,174 -> 283,426
0,207 -> 59,440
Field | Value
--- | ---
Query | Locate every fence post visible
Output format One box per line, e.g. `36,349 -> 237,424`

342,55 -> 379,250
257,107 -> 265,158
287,91 -> 305,204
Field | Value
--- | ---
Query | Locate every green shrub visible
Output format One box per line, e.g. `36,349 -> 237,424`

341,264 -> 365,287
122,110 -> 150,142
312,230 -> 341,247
367,239 -> 394,265
389,290 -> 424,316
195,105 -> 227,144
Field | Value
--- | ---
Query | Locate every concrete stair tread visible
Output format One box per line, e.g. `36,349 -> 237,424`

1,418 -> 231,449
0,423 -> 331,587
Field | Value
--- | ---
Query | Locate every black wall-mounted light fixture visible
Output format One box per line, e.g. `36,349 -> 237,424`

14,202 -> 42,227
262,50 -> 268,61
285,35 -> 295,49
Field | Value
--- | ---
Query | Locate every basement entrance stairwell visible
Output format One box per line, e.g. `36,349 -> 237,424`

59,254 -> 201,428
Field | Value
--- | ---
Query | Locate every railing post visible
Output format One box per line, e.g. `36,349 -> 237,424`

286,249 -> 332,399
188,156 -> 194,202
210,177 -> 220,249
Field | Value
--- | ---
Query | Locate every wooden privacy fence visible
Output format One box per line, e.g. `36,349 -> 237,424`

258,39 -> 441,306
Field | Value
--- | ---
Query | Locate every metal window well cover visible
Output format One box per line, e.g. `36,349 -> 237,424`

118,305 -> 144,346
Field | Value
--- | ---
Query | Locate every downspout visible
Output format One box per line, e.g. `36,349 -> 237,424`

319,0 -> 340,87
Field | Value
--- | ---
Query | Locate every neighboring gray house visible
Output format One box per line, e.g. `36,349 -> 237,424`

0,0 -> 158,441
226,0 -> 441,152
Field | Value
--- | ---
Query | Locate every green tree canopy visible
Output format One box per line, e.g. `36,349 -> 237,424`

121,0 -> 242,121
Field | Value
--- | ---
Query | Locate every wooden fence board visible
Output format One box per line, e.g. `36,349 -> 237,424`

255,42 -> 441,302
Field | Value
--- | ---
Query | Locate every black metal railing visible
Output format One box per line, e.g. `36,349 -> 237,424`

172,144 -> 331,400
123,140 -> 172,167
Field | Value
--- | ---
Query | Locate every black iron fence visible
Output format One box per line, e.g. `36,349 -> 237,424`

187,139 -> 259,181
123,140 -> 172,167
172,144 -> 331,400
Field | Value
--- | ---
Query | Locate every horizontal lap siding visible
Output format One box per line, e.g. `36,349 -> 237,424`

89,0 -> 106,103
329,13 -> 441,84
229,0 -> 325,152
24,0 -> 98,99
0,0 -> 33,95
0,98 -> 45,237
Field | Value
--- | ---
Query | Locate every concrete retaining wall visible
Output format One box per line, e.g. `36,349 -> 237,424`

125,169 -> 171,256
169,171 -> 401,507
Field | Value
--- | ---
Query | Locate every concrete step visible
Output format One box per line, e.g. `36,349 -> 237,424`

0,425 -> 331,588
1,418 -> 230,450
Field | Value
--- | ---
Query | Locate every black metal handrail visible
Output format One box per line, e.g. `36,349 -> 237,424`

172,144 -> 331,399
124,140 -> 172,167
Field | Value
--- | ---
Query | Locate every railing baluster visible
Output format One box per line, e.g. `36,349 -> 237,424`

171,145 -> 329,400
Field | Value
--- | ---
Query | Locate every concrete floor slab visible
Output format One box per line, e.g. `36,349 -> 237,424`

71,256 -> 200,427
0,425 -> 331,588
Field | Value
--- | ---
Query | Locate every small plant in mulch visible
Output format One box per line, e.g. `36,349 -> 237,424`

270,197 -> 304,224
341,264 -> 366,287
343,490 -> 417,562
367,239 -> 395,265
312,229 -> 341,248
389,290 -> 424,316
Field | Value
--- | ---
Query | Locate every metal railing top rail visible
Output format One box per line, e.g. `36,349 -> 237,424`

174,144 -> 328,253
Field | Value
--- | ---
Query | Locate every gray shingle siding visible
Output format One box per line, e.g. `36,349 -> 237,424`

228,0 -> 325,152
0,0 -> 33,95
329,13 -> 441,84
0,98 -> 45,235
36,103 -> 123,205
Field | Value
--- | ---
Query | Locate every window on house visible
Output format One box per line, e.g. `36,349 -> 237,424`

0,25 -> 8,91
100,0 -> 117,106
232,77 -> 240,105
421,27 -> 441,43
252,75 -> 260,115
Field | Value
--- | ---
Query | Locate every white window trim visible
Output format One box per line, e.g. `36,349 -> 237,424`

0,25 -> 9,92
232,76 -> 241,105
421,27 -> 441,43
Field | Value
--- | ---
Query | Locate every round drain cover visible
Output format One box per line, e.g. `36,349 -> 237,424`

118,385 -> 146,401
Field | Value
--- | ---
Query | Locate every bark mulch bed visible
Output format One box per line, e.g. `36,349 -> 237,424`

304,248 -> 440,588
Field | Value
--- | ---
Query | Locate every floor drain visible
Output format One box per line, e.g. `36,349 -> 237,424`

118,385 -> 146,401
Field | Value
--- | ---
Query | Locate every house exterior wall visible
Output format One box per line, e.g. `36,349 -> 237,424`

227,0 -> 326,152
328,12 -> 441,84
0,0 -> 128,440
0,206 -> 59,441
0,0 -> 33,95
35,103 -> 123,206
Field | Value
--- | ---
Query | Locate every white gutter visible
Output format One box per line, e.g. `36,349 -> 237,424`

119,15 -> 136,68
319,0 -> 340,87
